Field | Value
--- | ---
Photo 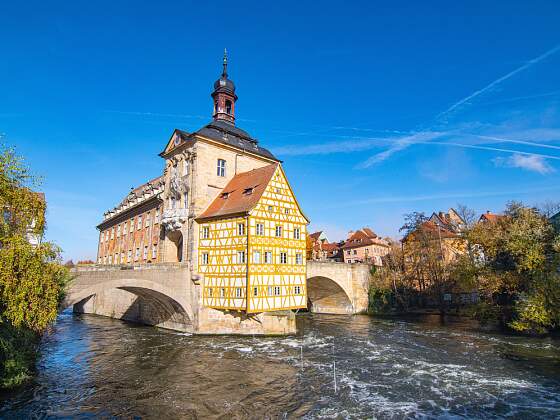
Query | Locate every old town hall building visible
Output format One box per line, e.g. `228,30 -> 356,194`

96,53 -> 309,314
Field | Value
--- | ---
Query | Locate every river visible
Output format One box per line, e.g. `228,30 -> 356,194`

1,311 -> 560,419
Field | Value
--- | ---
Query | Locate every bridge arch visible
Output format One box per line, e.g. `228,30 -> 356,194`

307,275 -> 354,314
63,278 -> 193,331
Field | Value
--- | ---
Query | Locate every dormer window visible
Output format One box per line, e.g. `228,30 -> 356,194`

225,100 -> 232,115
221,192 -> 230,199
243,187 -> 254,195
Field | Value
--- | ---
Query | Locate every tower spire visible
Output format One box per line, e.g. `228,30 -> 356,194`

222,48 -> 228,78
212,50 -> 237,124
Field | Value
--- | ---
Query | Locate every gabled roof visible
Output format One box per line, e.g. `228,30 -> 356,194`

196,163 -> 279,221
342,228 -> 387,249
309,231 -> 323,240
479,212 -> 504,223
161,121 -> 279,162
405,220 -> 459,241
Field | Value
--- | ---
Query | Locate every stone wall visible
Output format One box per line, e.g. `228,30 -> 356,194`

307,261 -> 371,314
67,263 -> 296,335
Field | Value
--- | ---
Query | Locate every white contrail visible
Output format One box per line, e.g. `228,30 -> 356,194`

416,141 -> 560,160
437,44 -> 560,120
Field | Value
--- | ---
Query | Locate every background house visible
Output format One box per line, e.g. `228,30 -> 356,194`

341,228 -> 389,265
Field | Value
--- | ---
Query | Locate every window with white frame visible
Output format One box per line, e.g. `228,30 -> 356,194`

235,287 -> 242,298
98,257 -> 102,264
217,159 -> 226,177
253,287 -> 258,297
275,226 -> 282,237
202,253 -> 209,265
109,255 -> 113,264
155,209 -> 160,223
100,233 -> 104,243
284,208 -> 289,214
256,223 -> 264,235
152,246 -> 157,259
220,288 -> 225,297
183,192 -> 188,209
208,288 -> 213,297
268,205 -> 274,212
143,246 -> 148,260
135,248 -> 140,261
274,286 -> 281,296
145,213 -> 151,227
237,223 -> 245,236
110,229 -> 114,240
137,217 -> 142,230
264,251 -> 272,264
183,160 -> 189,176
295,285 -> 301,295
296,253 -> 303,265
128,249 -> 132,262
130,220 -> 134,233
237,251 -> 246,264
294,227 -> 300,239
202,226 -> 210,239
268,286 -> 273,295
117,225 -> 121,236
253,251 -> 261,264
280,252 -> 287,264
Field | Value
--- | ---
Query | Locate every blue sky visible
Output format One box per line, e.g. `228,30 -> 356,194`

2,1 -> 560,261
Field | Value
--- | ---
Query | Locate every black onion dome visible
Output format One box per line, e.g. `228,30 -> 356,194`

213,76 -> 235,94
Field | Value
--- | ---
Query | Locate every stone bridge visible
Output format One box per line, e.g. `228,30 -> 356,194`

306,261 -> 371,315
66,261 -> 371,334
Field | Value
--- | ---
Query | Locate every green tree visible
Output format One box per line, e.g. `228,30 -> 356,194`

460,201 -> 560,334
0,145 -> 69,388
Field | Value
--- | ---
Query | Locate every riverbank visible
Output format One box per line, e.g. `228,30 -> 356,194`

2,311 -> 560,418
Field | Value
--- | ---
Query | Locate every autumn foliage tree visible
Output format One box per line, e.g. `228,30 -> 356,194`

0,146 -> 69,388
461,202 -> 560,334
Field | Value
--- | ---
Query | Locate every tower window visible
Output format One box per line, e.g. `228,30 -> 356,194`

214,101 -> 219,115
217,159 -> 226,177
225,100 -> 232,114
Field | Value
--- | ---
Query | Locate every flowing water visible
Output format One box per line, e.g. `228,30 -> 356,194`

2,311 -> 560,419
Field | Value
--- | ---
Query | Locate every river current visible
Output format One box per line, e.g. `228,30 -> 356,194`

1,311 -> 560,419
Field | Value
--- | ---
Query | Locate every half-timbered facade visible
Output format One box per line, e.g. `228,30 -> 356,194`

197,163 -> 309,313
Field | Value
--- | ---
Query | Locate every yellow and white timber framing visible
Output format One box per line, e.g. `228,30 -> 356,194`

198,165 -> 308,313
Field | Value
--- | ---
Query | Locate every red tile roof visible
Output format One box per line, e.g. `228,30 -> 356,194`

196,163 -> 279,221
409,221 -> 459,240
479,212 -> 504,223
309,231 -> 323,240
342,228 -> 387,249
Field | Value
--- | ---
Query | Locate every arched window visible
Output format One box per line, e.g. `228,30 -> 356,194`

225,100 -> 232,114
214,101 -> 219,114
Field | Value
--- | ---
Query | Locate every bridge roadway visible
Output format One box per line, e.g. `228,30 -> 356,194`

65,261 -> 371,335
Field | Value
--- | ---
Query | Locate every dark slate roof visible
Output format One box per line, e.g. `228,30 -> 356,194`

193,120 -> 279,161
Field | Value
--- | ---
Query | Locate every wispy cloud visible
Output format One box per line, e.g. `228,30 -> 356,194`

355,131 -> 444,168
352,44 -> 560,168
493,154 -> 555,174
436,44 -> 560,121
325,185 -> 560,208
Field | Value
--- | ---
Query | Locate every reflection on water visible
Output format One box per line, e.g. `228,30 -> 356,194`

1,311 -> 560,418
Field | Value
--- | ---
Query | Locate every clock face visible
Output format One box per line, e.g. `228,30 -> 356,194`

174,136 -> 181,146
